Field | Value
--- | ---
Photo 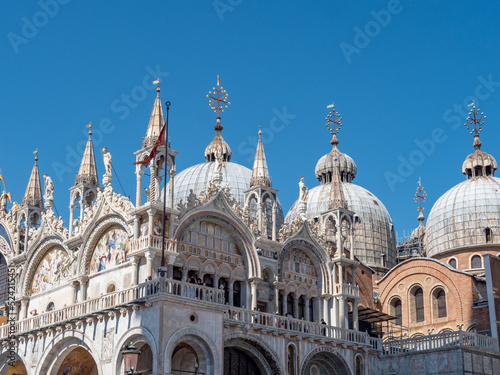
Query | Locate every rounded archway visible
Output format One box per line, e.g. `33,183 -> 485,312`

301,348 -> 351,375
224,337 -> 283,375
0,359 -> 28,375
52,347 -> 98,375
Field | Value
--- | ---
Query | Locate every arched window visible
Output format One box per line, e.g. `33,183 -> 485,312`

448,258 -> 457,269
433,289 -> 447,318
471,255 -> 482,269
485,228 -> 492,243
46,302 -> 55,311
107,284 -> 116,293
390,298 -> 402,325
355,355 -> 364,375
411,287 -> 424,323
0,254 -> 8,306
287,345 -> 296,375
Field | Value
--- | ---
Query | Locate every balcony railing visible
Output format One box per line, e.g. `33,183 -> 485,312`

383,330 -> 499,355
129,235 -> 177,253
0,278 -> 223,339
333,283 -> 360,297
224,306 -> 380,350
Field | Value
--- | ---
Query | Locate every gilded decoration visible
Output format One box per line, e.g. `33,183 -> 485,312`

31,246 -> 72,295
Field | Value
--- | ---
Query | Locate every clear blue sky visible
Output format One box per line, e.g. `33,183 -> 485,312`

2,1 -> 500,238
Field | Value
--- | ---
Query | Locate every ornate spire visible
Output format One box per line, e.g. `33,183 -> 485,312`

143,79 -> 165,148
250,127 -> 271,187
414,177 -> 427,226
75,123 -> 99,186
325,103 -> 347,209
205,76 -> 232,162
464,101 -> 486,152
22,149 -> 43,208
325,101 -> 343,154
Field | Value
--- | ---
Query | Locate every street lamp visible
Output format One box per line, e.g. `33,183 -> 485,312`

122,342 -> 141,374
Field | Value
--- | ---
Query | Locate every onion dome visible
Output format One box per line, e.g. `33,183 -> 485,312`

411,211 -> 426,240
426,103 -> 500,257
315,134 -> 357,184
205,117 -> 232,162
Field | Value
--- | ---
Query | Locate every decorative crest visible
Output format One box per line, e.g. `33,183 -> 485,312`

207,75 -> 230,117
325,102 -> 343,136
413,178 -> 427,213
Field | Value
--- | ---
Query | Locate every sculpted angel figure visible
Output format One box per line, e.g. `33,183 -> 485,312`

299,176 -> 308,202
102,147 -> 112,175
43,174 -> 54,201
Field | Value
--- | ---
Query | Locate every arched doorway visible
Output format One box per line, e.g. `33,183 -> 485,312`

53,347 -> 98,375
224,347 -> 260,375
3,359 -> 28,375
302,350 -> 351,375
224,338 -> 282,375
171,343 -> 203,375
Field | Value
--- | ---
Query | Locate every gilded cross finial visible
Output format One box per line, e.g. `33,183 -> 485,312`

33,148 -> 38,162
465,101 -> 486,151
414,177 -> 427,213
86,122 -> 92,136
325,102 -> 343,136
207,75 -> 230,117
465,101 -> 486,137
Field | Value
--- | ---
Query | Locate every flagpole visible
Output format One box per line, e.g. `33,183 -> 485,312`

160,101 -> 171,277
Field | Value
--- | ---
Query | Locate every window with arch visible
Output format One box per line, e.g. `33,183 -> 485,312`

390,298 -> 402,325
448,258 -> 457,269
0,253 -> 7,306
287,344 -> 296,375
433,288 -> 447,318
485,228 -> 492,243
471,255 -> 482,269
411,287 -> 425,323
46,302 -> 55,311
107,283 -> 116,293
355,354 -> 364,375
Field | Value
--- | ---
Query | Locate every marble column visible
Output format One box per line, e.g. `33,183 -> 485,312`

68,204 -> 75,237
131,256 -> 139,286
251,281 -> 257,310
304,297 -> 310,322
271,203 -> 277,241
353,300 -> 359,331
293,294 -> 299,318
228,280 -> 234,306
144,251 -> 155,280
135,167 -> 143,207
282,291 -> 288,315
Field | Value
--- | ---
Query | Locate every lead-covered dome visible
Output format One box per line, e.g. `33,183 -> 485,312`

425,177 -> 500,257
168,162 -> 251,207
315,135 -> 357,183
286,134 -> 396,269
426,128 -> 500,257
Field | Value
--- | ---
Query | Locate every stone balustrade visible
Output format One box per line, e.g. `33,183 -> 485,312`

224,306 -> 379,349
0,278 -> 222,339
129,235 -> 177,253
383,330 -> 499,355
333,283 -> 360,297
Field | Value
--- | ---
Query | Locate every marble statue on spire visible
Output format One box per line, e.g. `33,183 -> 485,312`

299,176 -> 308,202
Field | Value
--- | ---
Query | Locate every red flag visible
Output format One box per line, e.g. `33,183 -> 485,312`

133,123 -> 166,167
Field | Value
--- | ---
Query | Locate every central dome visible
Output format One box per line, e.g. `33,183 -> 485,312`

168,162 -> 252,207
